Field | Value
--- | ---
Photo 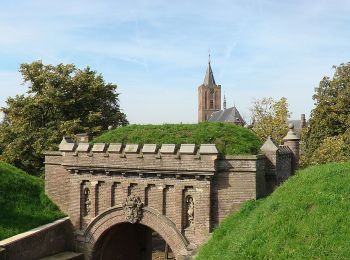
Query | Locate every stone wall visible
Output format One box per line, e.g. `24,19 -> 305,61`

0,217 -> 72,260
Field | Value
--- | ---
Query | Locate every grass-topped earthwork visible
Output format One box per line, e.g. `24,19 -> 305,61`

0,161 -> 64,240
197,161 -> 350,259
94,122 -> 262,155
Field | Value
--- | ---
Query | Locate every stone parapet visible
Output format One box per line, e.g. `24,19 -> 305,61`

46,142 -> 219,178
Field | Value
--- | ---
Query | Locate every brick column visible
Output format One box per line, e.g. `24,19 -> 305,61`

174,185 -> 184,231
138,184 -> 147,204
106,182 -> 113,208
121,183 -> 129,204
194,182 -> 211,244
157,184 -> 166,214
90,181 -> 99,217
68,177 -> 83,229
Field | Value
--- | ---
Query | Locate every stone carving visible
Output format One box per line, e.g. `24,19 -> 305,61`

186,196 -> 194,227
83,187 -> 91,217
123,194 -> 143,224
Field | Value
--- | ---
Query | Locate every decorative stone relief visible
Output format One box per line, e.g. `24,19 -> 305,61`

123,194 -> 143,224
186,196 -> 194,227
83,187 -> 91,217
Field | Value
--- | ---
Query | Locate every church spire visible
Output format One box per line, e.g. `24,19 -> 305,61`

203,54 -> 216,86
223,94 -> 227,110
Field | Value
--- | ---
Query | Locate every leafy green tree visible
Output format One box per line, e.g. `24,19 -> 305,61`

303,62 -> 350,164
307,130 -> 350,165
250,97 -> 290,144
0,61 -> 128,175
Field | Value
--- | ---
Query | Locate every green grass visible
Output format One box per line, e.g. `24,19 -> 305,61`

0,161 -> 64,240
197,161 -> 350,259
94,122 -> 261,155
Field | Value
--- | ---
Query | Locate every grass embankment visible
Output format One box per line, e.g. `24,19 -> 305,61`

0,161 -> 64,240
197,161 -> 350,259
94,122 -> 261,155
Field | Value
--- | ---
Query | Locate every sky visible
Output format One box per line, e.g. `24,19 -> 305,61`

0,0 -> 349,124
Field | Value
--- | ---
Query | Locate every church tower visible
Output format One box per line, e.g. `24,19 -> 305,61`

198,57 -> 221,122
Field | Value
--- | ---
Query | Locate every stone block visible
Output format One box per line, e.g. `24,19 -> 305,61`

59,143 -> 76,152
76,143 -> 91,152
124,144 -> 140,153
199,144 -> 218,154
142,144 -> 157,154
179,144 -> 196,154
108,143 -> 123,153
91,143 -> 107,153
160,144 -> 176,154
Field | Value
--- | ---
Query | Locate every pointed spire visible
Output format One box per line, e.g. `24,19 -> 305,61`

203,54 -> 216,86
223,94 -> 227,110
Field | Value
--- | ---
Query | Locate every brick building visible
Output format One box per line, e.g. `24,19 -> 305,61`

198,57 -> 245,125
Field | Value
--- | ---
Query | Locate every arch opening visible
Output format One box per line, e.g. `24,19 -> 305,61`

92,222 -> 175,260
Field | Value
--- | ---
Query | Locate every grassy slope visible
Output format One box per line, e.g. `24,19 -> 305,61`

94,123 -> 261,155
197,161 -> 350,259
0,161 -> 64,240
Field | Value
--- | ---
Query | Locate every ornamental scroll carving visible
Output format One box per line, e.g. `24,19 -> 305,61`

123,194 -> 143,224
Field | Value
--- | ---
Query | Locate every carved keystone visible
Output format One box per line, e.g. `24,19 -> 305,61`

123,194 -> 143,224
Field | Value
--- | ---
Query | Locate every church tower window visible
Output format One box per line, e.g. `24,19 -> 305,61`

209,100 -> 214,109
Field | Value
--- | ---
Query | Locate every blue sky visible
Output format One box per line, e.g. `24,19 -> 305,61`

0,0 -> 349,124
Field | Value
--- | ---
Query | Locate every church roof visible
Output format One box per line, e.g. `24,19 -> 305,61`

203,61 -> 216,86
208,106 -> 246,125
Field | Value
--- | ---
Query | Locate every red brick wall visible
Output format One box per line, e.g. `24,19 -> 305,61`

44,142 -> 294,258
0,218 -> 72,260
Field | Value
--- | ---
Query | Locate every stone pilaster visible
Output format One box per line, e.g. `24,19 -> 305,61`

283,123 -> 300,172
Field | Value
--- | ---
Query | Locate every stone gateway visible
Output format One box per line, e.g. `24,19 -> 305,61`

44,126 -> 299,259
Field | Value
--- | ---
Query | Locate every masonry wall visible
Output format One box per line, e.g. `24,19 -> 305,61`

0,218 -> 73,260
264,149 -> 293,195
212,155 -> 266,226
45,152 -> 70,214
44,140 -> 295,258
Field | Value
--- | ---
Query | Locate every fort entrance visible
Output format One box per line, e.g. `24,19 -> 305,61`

45,127 -> 299,259
91,222 -> 174,260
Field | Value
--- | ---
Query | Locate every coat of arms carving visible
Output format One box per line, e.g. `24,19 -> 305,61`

123,194 -> 143,224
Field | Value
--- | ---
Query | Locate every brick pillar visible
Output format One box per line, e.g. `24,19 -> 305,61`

157,184 -> 166,214
121,183 -> 129,204
194,182 -> 211,244
283,123 -> 300,173
106,182 -> 114,208
69,177 -> 83,228
174,185 -> 184,230
90,181 -> 99,217
139,184 -> 147,204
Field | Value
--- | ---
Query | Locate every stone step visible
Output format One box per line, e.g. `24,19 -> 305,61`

39,251 -> 84,260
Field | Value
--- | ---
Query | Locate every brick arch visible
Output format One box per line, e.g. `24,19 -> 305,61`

83,206 -> 189,259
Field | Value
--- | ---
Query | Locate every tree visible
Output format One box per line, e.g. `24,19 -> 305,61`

250,97 -> 290,144
303,62 -> 350,164
0,61 -> 128,175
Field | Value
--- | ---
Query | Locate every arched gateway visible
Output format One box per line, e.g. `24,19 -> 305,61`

82,205 -> 189,259
44,133 -> 299,259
